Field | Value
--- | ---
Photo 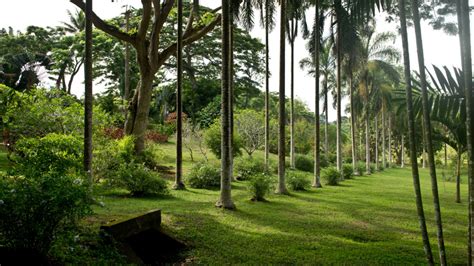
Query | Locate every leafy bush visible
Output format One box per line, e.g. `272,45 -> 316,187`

286,171 -> 311,191
110,163 -> 169,197
145,131 -> 169,143
204,119 -> 242,159
234,156 -> 266,181
342,164 -> 354,179
186,163 -> 221,189
370,164 -> 376,173
356,162 -> 365,176
248,174 -> 274,201
322,167 -> 340,186
295,154 -> 314,173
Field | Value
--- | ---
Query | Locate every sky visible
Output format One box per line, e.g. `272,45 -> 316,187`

0,0 -> 472,121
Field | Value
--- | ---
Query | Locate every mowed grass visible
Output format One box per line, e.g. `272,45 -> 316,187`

86,142 -> 469,265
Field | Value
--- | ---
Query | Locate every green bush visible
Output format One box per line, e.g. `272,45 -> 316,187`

356,162 -> 365,176
286,171 -> 311,191
248,174 -> 273,201
370,164 -> 376,173
295,154 -> 314,173
342,164 -> 354,179
186,163 -> 221,189
322,167 -> 340,186
234,156 -> 266,181
204,119 -> 242,159
111,163 -> 168,197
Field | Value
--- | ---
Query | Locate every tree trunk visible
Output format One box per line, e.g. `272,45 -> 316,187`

457,1 -> 474,262
84,0 -> 93,183
216,0 -> 235,209
277,0 -> 289,194
365,83 -> 371,175
264,0 -> 270,172
382,108 -> 386,169
336,19 -> 343,175
124,7 -> 131,120
375,113 -> 379,171
229,7 -> 235,181
399,0 -> 434,263
411,1 -> 447,263
324,79 -> 329,161
313,0 -> 322,188
388,114 -> 392,167
173,0 -> 185,190
456,150 -> 461,203
350,69 -> 359,175
290,20 -> 296,169
401,135 -> 405,168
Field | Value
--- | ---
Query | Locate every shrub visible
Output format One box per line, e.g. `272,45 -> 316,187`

234,156 -> 266,181
111,163 -> 168,197
204,119 -> 242,159
186,163 -> 221,189
319,155 -> 329,168
370,164 -> 376,173
356,162 -> 365,176
295,154 -> 314,173
286,171 -> 311,191
248,174 -> 273,201
145,131 -> 169,143
342,164 -> 354,179
322,167 -> 340,186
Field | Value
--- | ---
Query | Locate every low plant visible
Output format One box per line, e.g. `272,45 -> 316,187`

342,164 -> 354,179
186,163 -> 221,189
322,167 -> 340,186
248,174 -> 274,201
295,154 -> 314,173
234,156 -> 266,181
356,162 -> 365,176
111,163 -> 169,197
286,171 -> 311,191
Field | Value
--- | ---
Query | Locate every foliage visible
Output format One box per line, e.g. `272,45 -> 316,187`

356,162 -> 366,176
295,154 -> 314,173
204,119 -> 242,159
286,171 -> 311,191
186,162 -> 221,189
235,109 -> 265,156
110,162 -> 168,197
234,156 -> 266,181
322,167 -> 340,186
342,164 -> 354,179
248,174 -> 274,201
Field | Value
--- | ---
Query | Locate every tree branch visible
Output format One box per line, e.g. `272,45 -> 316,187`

150,0 -> 175,69
138,0 -> 152,39
69,0 -> 135,44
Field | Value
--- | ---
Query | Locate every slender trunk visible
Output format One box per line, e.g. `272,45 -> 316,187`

124,8 -> 131,120
388,114 -> 392,167
277,0 -> 289,194
324,79 -> 329,161
313,0 -> 322,188
365,83 -> 371,175
382,108 -> 386,169
399,0 -> 434,262
350,69 -> 359,175
290,20 -> 296,169
84,0 -> 93,183
375,113 -> 379,171
229,9 -> 235,181
68,60 -> 83,95
264,0 -> 270,172
173,0 -> 185,190
411,2 -> 447,263
457,1 -> 474,262
401,135 -> 405,168
336,19 -> 342,175
56,63 -> 67,90
216,0 -> 235,209
457,150 -> 461,203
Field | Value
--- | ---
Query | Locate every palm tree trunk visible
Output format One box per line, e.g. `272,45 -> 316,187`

457,1 -> 474,262
264,0 -> 270,172
382,108 -> 386,169
173,0 -> 185,190
229,7 -> 235,181
84,0 -> 93,183
375,113 -> 379,171
336,18 -> 343,175
313,0 -> 322,188
365,85 -> 371,175
456,149 -> 461,203
411,1 -> 447,263
324,79 -> 329,161
388,114 -> 392,167
277,0 -> 289,194
399,0 -> 434,263
216,0 -> 235,209
290,19 -> 296,169
401,135 -> 405,168
350,69 -> 359,175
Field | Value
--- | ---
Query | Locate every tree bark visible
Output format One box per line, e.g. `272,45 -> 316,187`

84,0 -> 93,183
290,19 -> 296,169
350,68 -> 359,175
324,78 -> 329,161
216,0 -> 235,209
277,0 -> 289,194
382,108 -> 386,169
313,0 -> 322,188
398,0 -> 434,263
457,150 -> 461,203
365,82 -> 371,175
229,4 -> 235,181
173,0 -> 185,190
336,17 -> 343,176
375,113 -> 379,171
264,0 -> 270,172
388,113 -> 392,167
401,135 -> 405,168
411,1 -> 447,263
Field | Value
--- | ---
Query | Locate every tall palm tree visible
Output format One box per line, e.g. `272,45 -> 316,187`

173,0 -> 185,190
312,0 -> 322,188
411,1 -> 447,263
277,0 -> 289,194
84,0 -> 93,184
216,0 -> 235,209
398,0 -> 434,263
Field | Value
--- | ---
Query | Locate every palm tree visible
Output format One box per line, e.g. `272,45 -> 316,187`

173,0 -> 185,190
61,9 -> 86,33
410,1 -> 447,263
312,0 -> 322,188
216,0 -> 235,209
84,0 -> 93,184
277,0 -> 289,195
398,0 -> 434,263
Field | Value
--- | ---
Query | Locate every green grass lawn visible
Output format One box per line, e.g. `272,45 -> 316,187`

86,142 -> 469,265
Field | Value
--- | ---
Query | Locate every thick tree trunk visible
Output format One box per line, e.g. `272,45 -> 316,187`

216,0 -> 235,209
84,0 -> 93,183
457,150 -> 461,203
399,0 -> 434,263
350,70 -> 359,175
411,2 -> 447,263
313,0 -> 322,188
375,113 -> 379,171
264,0 -> 270,172
277,0 -> 289,194
173,0 -> 185,190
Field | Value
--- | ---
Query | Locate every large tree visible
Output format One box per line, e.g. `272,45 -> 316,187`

70,0 -> 221,154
